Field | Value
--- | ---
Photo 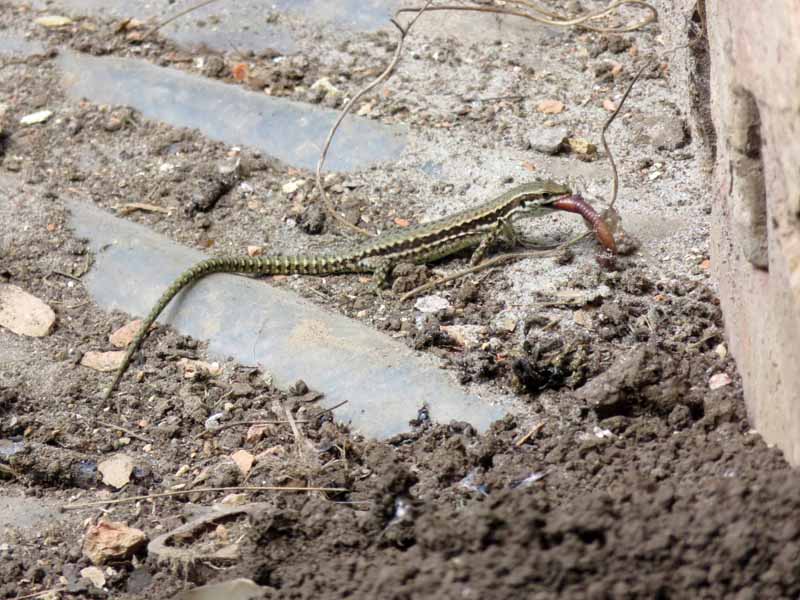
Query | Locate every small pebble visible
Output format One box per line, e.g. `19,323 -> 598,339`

414,295 -> 451,314
528,126 -> 568,155
20,110 -> 53,125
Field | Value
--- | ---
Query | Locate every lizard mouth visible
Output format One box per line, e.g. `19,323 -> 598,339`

549,194 -> 617,253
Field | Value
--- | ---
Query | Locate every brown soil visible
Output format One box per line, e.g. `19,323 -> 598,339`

1,2 -> 799,599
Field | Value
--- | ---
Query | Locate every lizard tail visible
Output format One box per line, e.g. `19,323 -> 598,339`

102,254 -> 357,400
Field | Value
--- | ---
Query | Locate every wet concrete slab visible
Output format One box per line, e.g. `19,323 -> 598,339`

57,51 -> 405,172
68,200 -> 505,439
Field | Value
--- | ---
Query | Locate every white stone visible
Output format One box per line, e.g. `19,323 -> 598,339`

98,453 -> 134,489
281,179 -> 306,194
414,295 -> 451,313
441,324 -> 487,349
709,372 -> 732,390
80,566 -> 106,588
19,110 -> 53,125
310,77 -> 341,96
34,15 -> 73,27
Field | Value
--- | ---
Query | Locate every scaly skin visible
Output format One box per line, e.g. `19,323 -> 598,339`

103,180 -> 615,399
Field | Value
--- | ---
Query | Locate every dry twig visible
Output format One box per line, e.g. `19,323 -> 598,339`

400,234 -> 590,302
13,588 -> 69,600
284,404 -> 307,460
315,0 -> 435,237
142,0 -> 223,41
397,0 -> 657,33
194,400 -> 347,439
310,399 -> 348,419
63,484 -> 348,510
601,60 -> 651,209
514,421 -> 545,447
315,0 -> 655,236
95,419 -> 154,444
194,417 -> 309,439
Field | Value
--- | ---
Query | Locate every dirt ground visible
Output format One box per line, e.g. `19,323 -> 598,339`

2,1 -> 800,598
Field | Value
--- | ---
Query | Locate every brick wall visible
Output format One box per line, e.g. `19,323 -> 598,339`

706,2 -> 800,464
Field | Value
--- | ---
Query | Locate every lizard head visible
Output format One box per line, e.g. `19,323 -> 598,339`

514,179 -> 572,211
533,179 -> 572,197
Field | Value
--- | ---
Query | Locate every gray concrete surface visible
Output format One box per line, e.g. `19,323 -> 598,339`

31,0 -> 400,53
0,33 -> 44,56
23,0 -> 717,441
0,492 -> 60,531
58,52 -> 405,172
68,200 -> 505,438
705,1 -> 800,465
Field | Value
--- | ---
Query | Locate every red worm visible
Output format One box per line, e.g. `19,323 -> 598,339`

551,194 -> 617,253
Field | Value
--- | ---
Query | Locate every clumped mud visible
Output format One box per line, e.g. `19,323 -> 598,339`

1,2 -> 799,599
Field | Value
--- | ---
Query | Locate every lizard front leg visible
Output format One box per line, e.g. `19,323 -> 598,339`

510,204 -> 558,248
469,217 -> 519,265
356,257 -> 395,294
372,260 -> 394,291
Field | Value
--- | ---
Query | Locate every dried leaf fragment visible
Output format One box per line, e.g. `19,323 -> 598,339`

709,373 -> 732,390
110,320 -> 142,348
0,284 -> 56,337
20,110 -> 53,125
232,63 -> 248,81
566,137 -> 597,159
81,351 -> 125,372
117,202 -> 170,215
98,453 -> 134,489
536,99 -> 565,114
34,15 -> 73,28
178,358 -> 222,379
231,450 -> 255,476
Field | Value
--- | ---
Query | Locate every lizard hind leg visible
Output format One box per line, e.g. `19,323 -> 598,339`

370,260 -> 393,295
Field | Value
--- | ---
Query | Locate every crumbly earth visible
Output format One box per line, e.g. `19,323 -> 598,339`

1,1 -> 799,599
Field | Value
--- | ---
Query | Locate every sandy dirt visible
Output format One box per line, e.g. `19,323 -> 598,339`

1,1 -> 799,598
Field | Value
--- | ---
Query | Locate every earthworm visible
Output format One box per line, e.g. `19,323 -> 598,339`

551,194 -> 617,253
